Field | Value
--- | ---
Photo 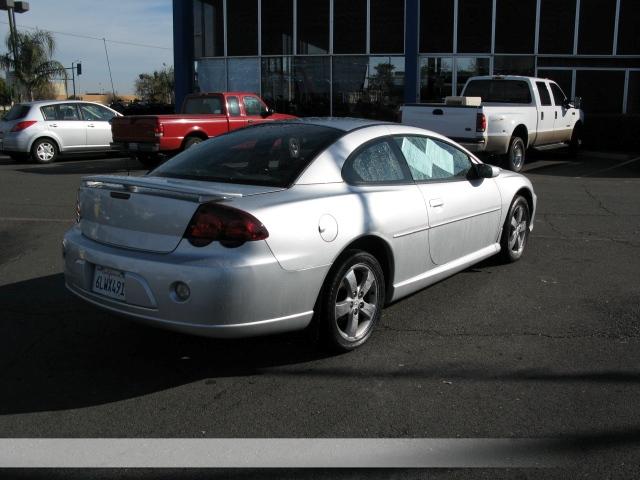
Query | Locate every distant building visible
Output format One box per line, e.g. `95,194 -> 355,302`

173,0 -> 640,120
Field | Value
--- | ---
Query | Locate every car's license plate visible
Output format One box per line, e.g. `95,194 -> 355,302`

92,265 -> 126,301
129,142 -> 138,151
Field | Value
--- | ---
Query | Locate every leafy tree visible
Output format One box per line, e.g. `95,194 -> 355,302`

0,29 -> 66,101
0,76 -> 11,106
135,65 -> 174,104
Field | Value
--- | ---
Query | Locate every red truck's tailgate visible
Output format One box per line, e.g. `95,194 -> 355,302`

111,116 -> 159,143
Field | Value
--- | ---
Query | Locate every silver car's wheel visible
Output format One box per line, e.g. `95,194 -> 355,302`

321,250 -> 385,351
31,138 -> 58,164
500,195 -> 530,263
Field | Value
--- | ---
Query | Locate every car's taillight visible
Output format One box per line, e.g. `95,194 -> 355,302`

476,113 -> 487,133
10,120 -> 37,132
184,203 -> 269,247
154,121 -> 164,137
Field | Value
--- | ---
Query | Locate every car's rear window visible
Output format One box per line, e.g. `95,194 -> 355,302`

4,104 -> 31,121
463,80 -> 532,104
183,96 -> 224,114
152,123 -> 343,188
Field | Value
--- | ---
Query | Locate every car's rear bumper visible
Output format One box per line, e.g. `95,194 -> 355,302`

111,142 -> 161,154
62,226 -> 325,338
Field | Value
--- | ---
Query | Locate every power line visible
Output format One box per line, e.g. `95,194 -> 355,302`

0,21 -> 172,50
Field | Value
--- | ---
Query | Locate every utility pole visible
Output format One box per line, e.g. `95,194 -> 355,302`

64,61 -> 81,99
103,38 -> 116,99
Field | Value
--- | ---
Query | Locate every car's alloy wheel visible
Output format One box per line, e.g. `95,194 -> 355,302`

31,139 -> 58,164
321,250 -> 385,351
500,195 -> 530,263
506,136 -> 525,172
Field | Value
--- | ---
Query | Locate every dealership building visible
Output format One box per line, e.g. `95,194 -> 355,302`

172,0 -> 639,119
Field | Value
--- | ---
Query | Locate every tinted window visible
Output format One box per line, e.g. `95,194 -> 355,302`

550,83 -> 567,106
457,0 -> 492,53
297,0 -> 329,54
396,136 -> 472,181
40,105 -> 57,121
261,0 -> 293,55
333,0 -> 366,54
536,82 -> 552,106
495,0 -> 536,53
455,58 -> 490,95
618,0 -> 640,54
538,0 -> 575,54
627,72 -> 640,114
58,104 -> 80,120
243,96 -> 262,115
227,96 -> 241,116
183,96 -> 224,114
537,69 -> 573,100
419,57 -> 453,102
420,0 -> 454,53
228,58 -> 260,92
575,70 -> 625,113
5,104 -> 30,121
80,104 -> 115,121
370,0 -> 404,54
463,80 -> 532,103
578,0 -> 615,54
343,140 -> 409,184
153,123 -> 342,187
227,0 -> 258,56
493,56 -> 535,77
203,0 -> 224,57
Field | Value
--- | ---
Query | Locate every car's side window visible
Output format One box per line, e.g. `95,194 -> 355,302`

536,81 -> 552,106
243,96 -> 262,116
394,136 -> 473,181
58,104 -> 81,121
80,104 -> 115,122
40,105 -> 57,121
343,139 -> 410,184
227,96 -> 241,116
550,82 -> 567,106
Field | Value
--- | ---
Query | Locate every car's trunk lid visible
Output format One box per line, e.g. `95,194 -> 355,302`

79,175 -> 283,253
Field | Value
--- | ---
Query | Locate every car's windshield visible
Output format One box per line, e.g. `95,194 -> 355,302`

463,80 -> 532,104
152,123 -> 343,187
4,104 -> 30,121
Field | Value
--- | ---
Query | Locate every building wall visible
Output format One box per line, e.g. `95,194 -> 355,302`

174,0 -> 640,119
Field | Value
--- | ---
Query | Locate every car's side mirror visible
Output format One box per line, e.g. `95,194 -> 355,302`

261,106 -> 274,118
475,164 -> 500,179
570,97 -> 582,110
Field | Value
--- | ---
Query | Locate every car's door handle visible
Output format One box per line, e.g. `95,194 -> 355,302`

555,111 -> 558,119
429,198 -> 444,208
541,112 -> 544,120
49,123 -> 57,128
87,124 -> 95,128
247,120 -> 255,124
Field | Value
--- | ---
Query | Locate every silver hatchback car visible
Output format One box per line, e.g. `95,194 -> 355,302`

64,118 -> 536,351
0,100 -> 121,163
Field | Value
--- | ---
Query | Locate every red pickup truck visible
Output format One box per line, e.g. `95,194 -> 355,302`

111,92 -> 296,167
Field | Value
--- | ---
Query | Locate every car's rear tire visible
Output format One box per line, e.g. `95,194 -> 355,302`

319,250 -> 385,351
504,136 -> 526,172
135,153 -> 161,169
183,136 -> 204,150
500,195 -> 531,263
31,138 -> 58,164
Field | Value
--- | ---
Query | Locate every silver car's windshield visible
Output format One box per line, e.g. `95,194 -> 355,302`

152,123 -> 343,187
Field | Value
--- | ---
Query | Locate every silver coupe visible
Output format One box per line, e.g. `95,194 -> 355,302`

63,118 -> 536,350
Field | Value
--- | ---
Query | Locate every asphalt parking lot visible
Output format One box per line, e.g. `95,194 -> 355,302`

0,150 -> 639,477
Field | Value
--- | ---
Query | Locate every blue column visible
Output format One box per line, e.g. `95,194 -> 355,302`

404,0 -> 419,104
173,0 -> 194,111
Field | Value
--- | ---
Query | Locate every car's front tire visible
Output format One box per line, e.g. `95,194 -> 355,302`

500,195 -> 531,263
319,250 -> 385,351
31,138 -> 58,164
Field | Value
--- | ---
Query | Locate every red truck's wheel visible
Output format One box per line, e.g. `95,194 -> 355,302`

183,136 -> 204,150
135,154 -> 161,169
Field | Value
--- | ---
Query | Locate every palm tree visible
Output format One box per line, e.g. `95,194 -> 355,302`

0,29 -> 66,101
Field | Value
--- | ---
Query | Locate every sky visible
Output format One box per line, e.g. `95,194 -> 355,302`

0,0 -> 174,95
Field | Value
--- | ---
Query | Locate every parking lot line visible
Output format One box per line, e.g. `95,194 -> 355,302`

578,156 -> 640,178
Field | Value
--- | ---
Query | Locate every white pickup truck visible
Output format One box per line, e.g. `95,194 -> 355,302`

400,75 -> 584,171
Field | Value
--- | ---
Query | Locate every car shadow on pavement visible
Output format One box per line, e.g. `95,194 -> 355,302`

0,273 -> 336,415
15,157 -> 147,176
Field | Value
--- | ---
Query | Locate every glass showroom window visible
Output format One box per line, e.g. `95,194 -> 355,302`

332,56 -> 405,121
261,57 -> 293,113
261,0 -> 293,55
578,0 -> 616,55
494,0 -> 536,54
537,70 -> 573,101
228,58 -> 260,93
493,56 -> 535,77
419,57 -> 453,102
457,0 -> 492,54
333,0 -> 367,54
297,0 -> 329,54
575,70 -> 625,113
293,57 -> 331,116
195,59 -> 227,92
370,0 -> 404,54
538,0 -> 575,55
627,73 -> 640,114
455,57 -> 490,95
419,0 -> 454,54
617,0 -> 640,55
227,0 -> 258,56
